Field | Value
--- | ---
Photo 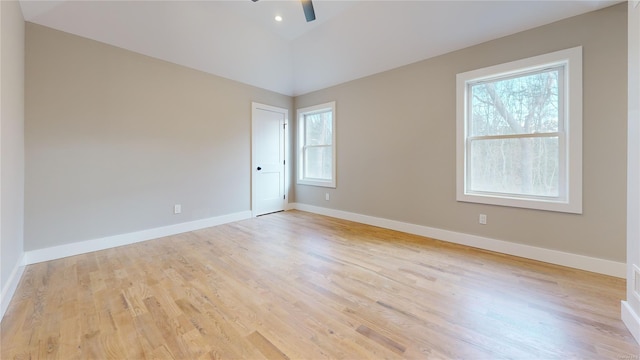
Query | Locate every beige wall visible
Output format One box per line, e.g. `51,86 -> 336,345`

294,4 -> 628,262
625,0 -> 640,337
1,1 -> 25,302
25,23 -> 292,251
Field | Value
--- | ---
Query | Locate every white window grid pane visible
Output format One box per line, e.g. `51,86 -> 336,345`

468,66 -> 563,137
303,145 -> 333,180
467,135 -> 561,198
304,111 -> 333,147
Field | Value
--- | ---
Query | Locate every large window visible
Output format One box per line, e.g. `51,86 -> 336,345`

456,47 -> 582,213
297,101 -> 336,188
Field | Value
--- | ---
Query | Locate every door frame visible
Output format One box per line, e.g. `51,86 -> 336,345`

251,102 -> 289,217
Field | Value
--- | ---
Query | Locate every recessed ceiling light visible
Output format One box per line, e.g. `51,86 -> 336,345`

275,15 -> 283,22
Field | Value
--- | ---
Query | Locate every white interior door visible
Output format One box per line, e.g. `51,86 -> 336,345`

252,103 -> 287,216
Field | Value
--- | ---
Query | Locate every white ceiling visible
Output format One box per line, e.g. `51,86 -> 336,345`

19,0 -> 619,96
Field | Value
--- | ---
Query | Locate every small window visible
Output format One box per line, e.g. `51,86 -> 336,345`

297,102 -> 336,188
456,47 -> 582,213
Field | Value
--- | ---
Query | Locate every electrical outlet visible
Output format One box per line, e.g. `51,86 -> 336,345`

325,193 -> 330,201
174,204 -> 182,214
479,214 -> 487,225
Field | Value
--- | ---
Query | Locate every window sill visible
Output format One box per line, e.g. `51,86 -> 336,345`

457,192 -> 582,214
297,179 -> 336,188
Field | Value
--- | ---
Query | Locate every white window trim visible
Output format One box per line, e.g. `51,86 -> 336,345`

456,46 -> 582,214
297,101 -> 337,188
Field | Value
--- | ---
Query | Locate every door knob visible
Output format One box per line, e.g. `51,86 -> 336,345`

257,166 -> 262,171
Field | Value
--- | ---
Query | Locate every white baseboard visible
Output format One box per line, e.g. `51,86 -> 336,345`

622,301 -> 640,345
290,203 -> 626,278
1,253 -> 26,320
24,211 -> 252,265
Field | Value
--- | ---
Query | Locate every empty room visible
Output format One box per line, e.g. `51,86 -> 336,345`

2,0 -> 640,358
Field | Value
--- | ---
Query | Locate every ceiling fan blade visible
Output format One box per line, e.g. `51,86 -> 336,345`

301,0 -> 316,22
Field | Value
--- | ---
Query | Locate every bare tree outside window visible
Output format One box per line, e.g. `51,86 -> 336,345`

304,111 -> 333,180
468,68 -> 562,198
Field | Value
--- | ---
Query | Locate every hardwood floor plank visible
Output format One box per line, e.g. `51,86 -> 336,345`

2,210 -> 638,359
111,310 -> 146,359
356,324 -> 407,354
247,331 -> 289,360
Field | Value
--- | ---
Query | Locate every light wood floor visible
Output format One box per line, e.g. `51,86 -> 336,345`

1,210 -> 638,359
